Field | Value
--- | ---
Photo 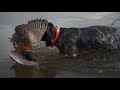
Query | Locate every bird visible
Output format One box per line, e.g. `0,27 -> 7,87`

9,18 -> 49,60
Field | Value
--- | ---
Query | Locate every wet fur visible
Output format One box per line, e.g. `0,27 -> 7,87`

42,24 -> 120,58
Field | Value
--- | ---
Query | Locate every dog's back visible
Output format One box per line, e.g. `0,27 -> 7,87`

56,25 -> 120,57
77,25 -> 120,50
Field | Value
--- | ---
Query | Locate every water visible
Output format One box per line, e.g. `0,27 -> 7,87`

1,12 -> 120,78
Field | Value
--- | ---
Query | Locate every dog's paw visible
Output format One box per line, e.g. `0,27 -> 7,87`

64,53 -> 78,59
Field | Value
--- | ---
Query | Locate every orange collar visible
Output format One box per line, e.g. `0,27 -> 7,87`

50,26 -> 60,48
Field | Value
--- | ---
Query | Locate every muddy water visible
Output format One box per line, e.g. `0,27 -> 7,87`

1,14 -> 120,78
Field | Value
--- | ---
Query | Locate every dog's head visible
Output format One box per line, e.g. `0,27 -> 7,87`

41,22 -> 56,46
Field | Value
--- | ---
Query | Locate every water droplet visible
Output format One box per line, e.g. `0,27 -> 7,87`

98,70 -> 103,73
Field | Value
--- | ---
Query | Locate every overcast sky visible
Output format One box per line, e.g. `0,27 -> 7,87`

0,12 -> 117,26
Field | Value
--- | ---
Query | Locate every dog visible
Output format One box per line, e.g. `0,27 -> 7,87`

41,20 -> 120,58
10,18 -> 120,60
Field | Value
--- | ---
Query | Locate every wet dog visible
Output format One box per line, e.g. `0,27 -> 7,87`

41,21 -> 120,58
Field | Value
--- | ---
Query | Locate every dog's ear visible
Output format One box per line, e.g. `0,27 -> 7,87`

48,23 -> 56,38
41,32 -> 47,41
41,31 -> 53,46
41,22 -> 56,46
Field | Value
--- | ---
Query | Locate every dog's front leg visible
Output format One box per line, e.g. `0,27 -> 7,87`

63,44 -> 78,58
